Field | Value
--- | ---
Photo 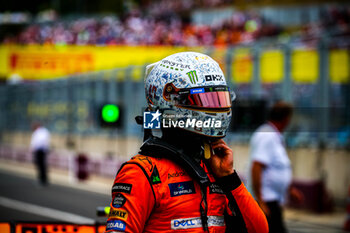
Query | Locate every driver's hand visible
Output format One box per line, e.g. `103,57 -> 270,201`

207,139 -> 234,177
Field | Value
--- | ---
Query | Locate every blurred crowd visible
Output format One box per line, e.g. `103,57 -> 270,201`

2,3 -> 350,46
146,0 -> 233,16
2,12 -> 279,46
298,6 -> 350,41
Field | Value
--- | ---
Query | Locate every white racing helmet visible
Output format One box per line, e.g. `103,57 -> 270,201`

144,51 -> 235,137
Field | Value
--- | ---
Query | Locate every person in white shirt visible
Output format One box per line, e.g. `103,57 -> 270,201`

249,102 -> 303,233
30,122 -> 51,185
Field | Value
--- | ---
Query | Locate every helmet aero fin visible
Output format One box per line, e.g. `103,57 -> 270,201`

144,62 -> 160,81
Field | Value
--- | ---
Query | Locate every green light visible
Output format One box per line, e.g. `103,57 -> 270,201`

102,104 -> 120,123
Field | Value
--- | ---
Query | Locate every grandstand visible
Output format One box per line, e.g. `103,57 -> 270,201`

2,3 -> 350,45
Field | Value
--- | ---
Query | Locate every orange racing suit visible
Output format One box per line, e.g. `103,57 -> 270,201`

105,155 -> 268,233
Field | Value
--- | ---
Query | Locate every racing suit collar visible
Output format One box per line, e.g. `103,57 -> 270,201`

161,128 -> 204,161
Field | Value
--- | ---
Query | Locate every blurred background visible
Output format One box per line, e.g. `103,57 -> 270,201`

0,0 -> 349,232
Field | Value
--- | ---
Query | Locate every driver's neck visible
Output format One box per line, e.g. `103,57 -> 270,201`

161,128 -> 203,159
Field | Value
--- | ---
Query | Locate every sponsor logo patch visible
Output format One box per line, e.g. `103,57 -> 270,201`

109,208 -> 128,221
171,216 -> 225,230
186,70 -> 199,84
112,183 -> 132,194
168,170 -> 187,179
195,55 -> 209,61
209,183 -> 224,194
106,219 -> 126,232
168,181 -> 195,197
190,88 -> 204,94
161,59 -> 191,70
205,74 -> 224,81
112,193 -> 126,208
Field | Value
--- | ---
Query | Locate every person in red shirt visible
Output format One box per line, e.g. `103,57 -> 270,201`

106,52 -> 268,233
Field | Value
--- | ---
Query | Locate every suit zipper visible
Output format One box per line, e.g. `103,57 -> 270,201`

200,187 -> 209,232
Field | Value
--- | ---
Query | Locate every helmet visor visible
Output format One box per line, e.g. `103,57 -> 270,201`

175,86 -> 234,109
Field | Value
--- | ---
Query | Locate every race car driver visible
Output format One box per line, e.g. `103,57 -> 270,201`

105,52 -> 268,233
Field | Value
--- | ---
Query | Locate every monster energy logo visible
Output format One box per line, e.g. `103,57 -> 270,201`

186,70 -> 198,84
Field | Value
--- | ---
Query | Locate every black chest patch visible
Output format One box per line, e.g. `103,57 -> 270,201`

151,165 -> 161,184
209,183 -> 224,194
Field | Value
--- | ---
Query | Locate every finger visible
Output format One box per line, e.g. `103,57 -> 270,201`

211,142 -> 228,149
212,144 -> 231,152
210,149 -> 221,160
210,139 -> 226,145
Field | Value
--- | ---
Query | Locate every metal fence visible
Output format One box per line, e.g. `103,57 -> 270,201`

0,39 -> 349,148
